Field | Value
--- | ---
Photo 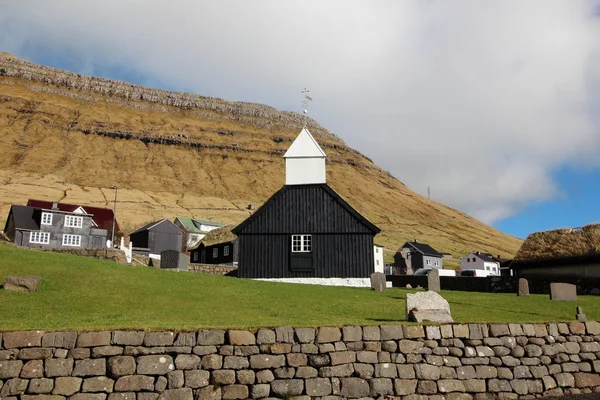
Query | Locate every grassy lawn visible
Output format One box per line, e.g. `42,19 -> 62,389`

0,243 -> 598,331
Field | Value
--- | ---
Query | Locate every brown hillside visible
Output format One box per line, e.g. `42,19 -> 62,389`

0,53 -> 522,260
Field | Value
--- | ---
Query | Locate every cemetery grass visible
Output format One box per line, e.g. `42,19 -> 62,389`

1,243 -> 599,331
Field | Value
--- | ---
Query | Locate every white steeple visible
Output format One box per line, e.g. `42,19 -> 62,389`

284,127 -> 326,185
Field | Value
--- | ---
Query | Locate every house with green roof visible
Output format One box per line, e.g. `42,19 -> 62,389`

173,217 -> 226,250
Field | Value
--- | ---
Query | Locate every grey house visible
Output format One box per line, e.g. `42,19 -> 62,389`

394,241 -> 443,275
129,219 -> 184,256
3,204 -> 107,249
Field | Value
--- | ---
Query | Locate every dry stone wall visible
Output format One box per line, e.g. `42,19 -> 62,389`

188,264 -> 237,276
1,322 -> 600,399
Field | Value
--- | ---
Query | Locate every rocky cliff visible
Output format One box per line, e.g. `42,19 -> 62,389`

0,53 -> 522,260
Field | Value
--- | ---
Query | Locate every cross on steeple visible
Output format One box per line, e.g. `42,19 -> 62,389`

301,88 -> 312,128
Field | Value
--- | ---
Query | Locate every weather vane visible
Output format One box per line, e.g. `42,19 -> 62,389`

302,88 -> 312,128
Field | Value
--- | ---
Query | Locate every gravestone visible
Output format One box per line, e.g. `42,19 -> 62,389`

550,282 -> 577,301
160,250 -> 180,269
518,278 -> 529,296
427,268 -> 440,292
576,306 -> 586,322
178,253 -> 190,271
3,276 -> 41,292
370,272 -> 386,292
406,290 -> 453,323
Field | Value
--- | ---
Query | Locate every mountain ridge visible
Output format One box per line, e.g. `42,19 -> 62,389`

0,53 -> 522,262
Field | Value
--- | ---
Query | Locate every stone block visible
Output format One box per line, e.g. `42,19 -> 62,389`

394,379 -> 418,395
183,370 -> 209,388
569,322 -> 586,335
136,355 -> 174,375
27,378 -> 54,394
73,359 -> 106,376
379,325 -> 402,341
197,330 -> 225,345
275,326 -> 294,343
107,356 -> 135,378
438,379 -> 466,393
2,331 -> 44,348
250,384 -> 269,399
340,377 -> 369,398
156,388 -> 193,400
255,329 -> 275,345
3,276 -> 41,292
342,326 -> 362,342
53,377 -> 82,396
375,362 -> 397,378
21,360 -> 43,378
91,347 -> 123,358
19,348 -> 53,360
370,377 -> 394,396
69,348 -> 91,359
489,324 -> 510,337
370,272 -> 387,292
0,360 -> 23,379
271,379 -> 304,397
173,332 -> 195,347
415,364 -> 441,380
249,354 -> 285,369
406,291 -> 452,323
286,353 -> 307,367
510,379 -> 528,395
228,330 -> 255,345
0,378 -> 28,396
143,332 -> 174,347
82,377 -> 114,393
42,332 -> 77,349
403,326 -> 425,339
114,375 -> 155,392
585,321 -> 600,335
76,332 -> 111,348
317,327 -> 341,343
353,363 -> 374,379
574,372 -> 600,387
319,363 -> 354,377
107,394 -> 136,400
550,283 -> 577,301
111,332 -> 144,346
488,379 -> 511,392
212,369 -> 235,385
428,268 -> 441,292
256,369 -> 275,383
518,278 -> 529,296
457,366 -> 476,380
305,377 -> 332,396
236,369 -> 254,385
555,372 -> 575,387
171,354 -> 199,370
425,326 -> 441,340
45,358 -> 74,377
363,325 -> 381,341
463,380 -> 486,393
330,351 -> 355,365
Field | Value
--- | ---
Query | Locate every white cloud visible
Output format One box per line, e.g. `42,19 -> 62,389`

2,0 -> 600,224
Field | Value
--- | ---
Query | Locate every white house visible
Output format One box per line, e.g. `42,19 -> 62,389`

374,244 -> 385,273
283,127 -> 326,185
460,252 -> 501,275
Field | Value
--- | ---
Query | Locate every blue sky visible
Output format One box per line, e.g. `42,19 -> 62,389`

2,1 -> 600,240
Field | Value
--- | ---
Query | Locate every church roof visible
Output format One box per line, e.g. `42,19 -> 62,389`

283,127 -> 326,158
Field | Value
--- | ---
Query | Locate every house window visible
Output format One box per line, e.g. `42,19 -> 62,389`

62,234 -> 81,247
426,259 -> 431,266
41,212 -> 53,225
291,235 -> 311,252
472,258 -> 476,262
65,215 -> 83,228
30,231 -> 50,244
376,260 -> 380,266
193,252 -> 198,262
213,248 -> 218,258
375,248 -> 379,253
224,246 -> 230,257
486,266 -> 490,271
466,258 -> 470,262
434,261 -> 439,266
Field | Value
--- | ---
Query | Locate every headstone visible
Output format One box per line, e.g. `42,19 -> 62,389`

160,250 -> 180,269
406,290 -> 453,323
518,278 -> 529,296
550,282 -> 577,301
3,276 -> 41,292
370,272 -> 386,292
406,284 -> 412,289
576,306 -> 587,322
427,268 -> 440,292
178,253 -> 190,271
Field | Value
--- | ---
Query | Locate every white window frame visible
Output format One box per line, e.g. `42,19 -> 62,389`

64,215 -> 83,228
213,248 -> 218,258
62,234 -> 81,247
41,212 -> 53,225
30,231 -> 50,244
426,259 -> 431,266
434,260 -> 439,266
291,234 -> 312,253
224,245 -> 230,257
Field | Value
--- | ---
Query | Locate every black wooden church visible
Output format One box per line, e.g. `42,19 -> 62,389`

232,127 -> 380,280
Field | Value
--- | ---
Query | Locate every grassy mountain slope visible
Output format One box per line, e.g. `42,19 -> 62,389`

0,53 -> 522,260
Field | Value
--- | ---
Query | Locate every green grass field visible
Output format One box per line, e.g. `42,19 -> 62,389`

0,243 -> 598,331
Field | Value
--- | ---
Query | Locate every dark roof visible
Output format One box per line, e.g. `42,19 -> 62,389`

4,205 -> 40,232
476,253 -> 498,263
232,184 -> 380,235
402,241 -> 442,257
27,199 -> 119,232
129,219 -> 167,235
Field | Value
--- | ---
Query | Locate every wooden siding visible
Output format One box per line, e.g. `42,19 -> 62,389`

237,234 -> 374,278
237,185 -> 373,234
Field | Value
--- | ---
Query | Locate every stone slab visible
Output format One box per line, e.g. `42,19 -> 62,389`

3,276 -> 42,292
550,283 -> 577,301
518,278 -> 529,296
370,272 -> 386,292
406,290 -> 453,323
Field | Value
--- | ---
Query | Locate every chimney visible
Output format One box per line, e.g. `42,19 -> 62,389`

51,202 -> 59,210
283,128 -> 326,185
